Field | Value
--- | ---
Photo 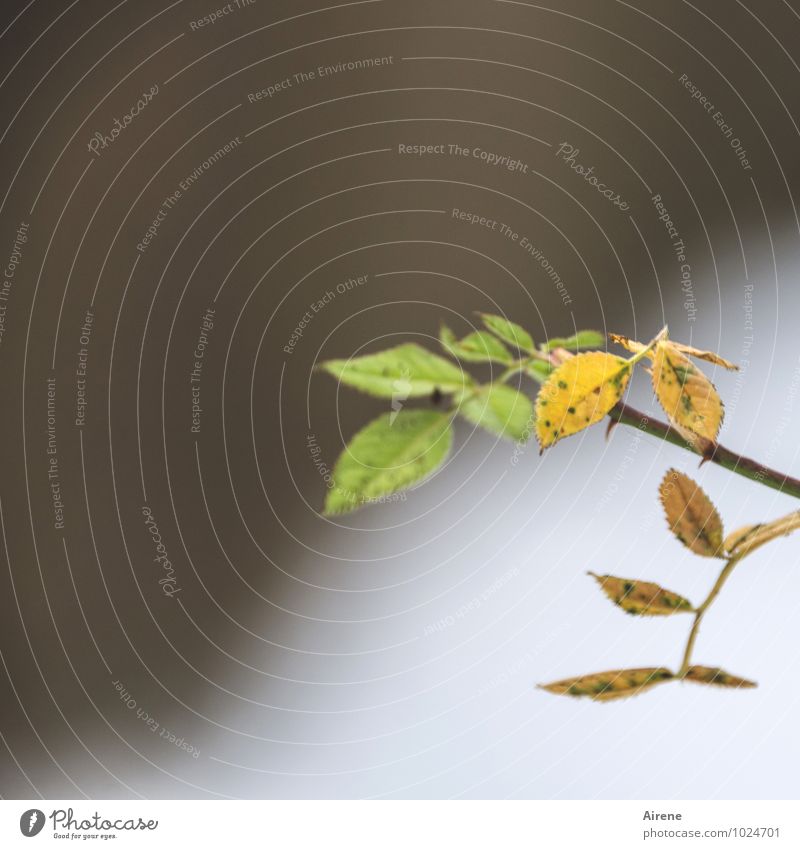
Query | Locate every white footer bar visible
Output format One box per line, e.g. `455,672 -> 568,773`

1,799 -> 796,847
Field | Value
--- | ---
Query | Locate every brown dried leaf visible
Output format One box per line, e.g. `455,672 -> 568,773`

608,333 -> 646,355
659,469 -> 724,557
539,667 -> 674,702
723,512 -> 800,558
589,572 -> 694,616
651,341 -> 723,453
723,524 -> 762,555
609,333 -> 737,372
670,343 -> 738,371
684,666 -> 757,689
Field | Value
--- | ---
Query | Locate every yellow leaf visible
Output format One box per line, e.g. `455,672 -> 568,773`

723,512 -> 800,557
670,342 -> 738,371
651,341 -> 723,452
535,352 -> 631,450
589,572 -> 693,616
659,469 -> 724,557
684,666 -> 756,689
539,667 -> 674,701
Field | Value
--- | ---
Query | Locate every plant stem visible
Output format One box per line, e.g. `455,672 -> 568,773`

497,360 -> 527,383
678,554 -> 743,676
609,400 -> 800,501
627,326 -> 668,367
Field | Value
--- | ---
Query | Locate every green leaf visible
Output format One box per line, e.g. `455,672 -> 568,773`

445,330 -> 513,364
439,325 -> 459,358
320,343 -> 470,399
543,330 -> 606,352
324,410 -> 453,515
459,331 -> 513,363
456,384 -> 533,441
479,313 -> 535,352
525,360 -> 553,383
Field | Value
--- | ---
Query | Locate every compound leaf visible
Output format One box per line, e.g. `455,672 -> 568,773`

324,409 -> 452,515
589,572 -> 693,616
535,352 -> 631,449
539,667 -> 674,702
456,384 -> 533,442
320,343 -> 470,399
659,469 -> 724,557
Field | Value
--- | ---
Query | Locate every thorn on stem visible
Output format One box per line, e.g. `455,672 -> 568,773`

698,442 -> 717,467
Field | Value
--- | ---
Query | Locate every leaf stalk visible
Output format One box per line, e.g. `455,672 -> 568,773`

678,553 -> 743,677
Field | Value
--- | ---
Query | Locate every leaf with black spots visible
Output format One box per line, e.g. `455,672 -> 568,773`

659,469 -> 724,557
589,572 -> 693,616
651,340 -> 723,453
539,667 -> 675,701
535,352 -> 631,450
684,666 -> 756,689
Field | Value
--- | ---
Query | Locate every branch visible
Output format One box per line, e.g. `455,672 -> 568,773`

609,401 -> 800,501
678,554 -> 742,676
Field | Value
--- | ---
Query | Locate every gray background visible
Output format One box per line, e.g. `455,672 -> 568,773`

0,0 -> 799,799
